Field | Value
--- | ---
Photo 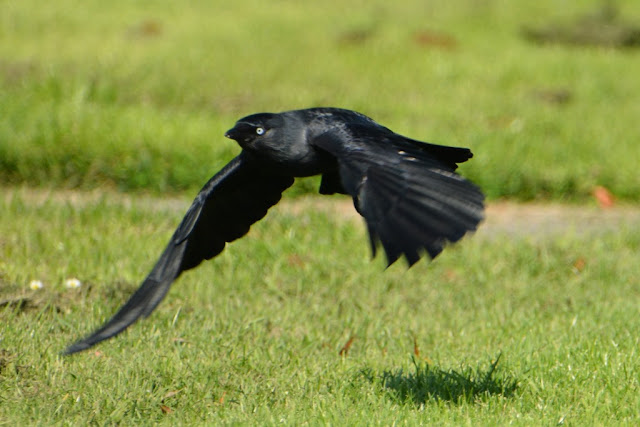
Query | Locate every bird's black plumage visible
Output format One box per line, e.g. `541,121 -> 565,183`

64,107 -> 485,355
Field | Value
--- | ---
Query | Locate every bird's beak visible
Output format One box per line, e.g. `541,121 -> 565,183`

224,128 -> 235,139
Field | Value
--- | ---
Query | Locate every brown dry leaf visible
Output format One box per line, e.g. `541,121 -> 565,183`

444,269 -> 459,282
287,254 -> 306,267
593,186 -> 615,208
128,20 -> 163,38
572,257 -> 586,273
413,338 -> 433,364
218,391 -> 227,405
339,336 -> 355,356
160,405 -> 172,414
412,30 -> 457,49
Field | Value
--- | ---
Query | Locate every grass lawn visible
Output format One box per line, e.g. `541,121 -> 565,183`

1,0 -> 640,199
1,190 -> 639,424
2,0 -> 640,424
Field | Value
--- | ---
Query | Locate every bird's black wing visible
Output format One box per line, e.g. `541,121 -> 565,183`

313,125 -> 484,266
64,153 -> 294,354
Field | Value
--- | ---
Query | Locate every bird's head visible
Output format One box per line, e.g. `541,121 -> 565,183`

225,113 -> 284,150
225,111 -> 318,172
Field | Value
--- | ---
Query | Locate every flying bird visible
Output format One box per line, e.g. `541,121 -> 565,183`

64,107 -> 485,355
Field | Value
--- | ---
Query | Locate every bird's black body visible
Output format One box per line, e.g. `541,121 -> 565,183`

64,107 -> 485,355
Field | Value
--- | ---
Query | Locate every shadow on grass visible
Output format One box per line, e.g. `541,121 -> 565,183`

363,354 -> 518,405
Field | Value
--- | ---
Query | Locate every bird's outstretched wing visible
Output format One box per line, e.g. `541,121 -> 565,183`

313,125 -> 484,266
64,153 -> 294,354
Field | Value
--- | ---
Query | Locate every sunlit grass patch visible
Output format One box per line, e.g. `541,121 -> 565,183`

1,191 -> 639,424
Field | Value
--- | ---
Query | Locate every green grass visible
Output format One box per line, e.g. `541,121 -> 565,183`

1,191 -> 639,424
2,0 -> 640,424
2,0 -> 640,199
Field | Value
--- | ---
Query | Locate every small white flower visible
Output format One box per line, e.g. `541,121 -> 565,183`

64,278 -> 82,289
29,280 -> 44,290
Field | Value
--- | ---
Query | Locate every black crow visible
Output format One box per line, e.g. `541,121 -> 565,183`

64,107 -> 484,355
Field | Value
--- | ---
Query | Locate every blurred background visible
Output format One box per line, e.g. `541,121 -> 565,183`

2,0 -> 639,201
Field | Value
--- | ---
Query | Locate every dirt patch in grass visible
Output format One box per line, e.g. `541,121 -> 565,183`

280,196 -> 640,239
4,186 -> 640,239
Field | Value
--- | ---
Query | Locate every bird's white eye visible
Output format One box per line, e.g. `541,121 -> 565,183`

256,127 -> 265,135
